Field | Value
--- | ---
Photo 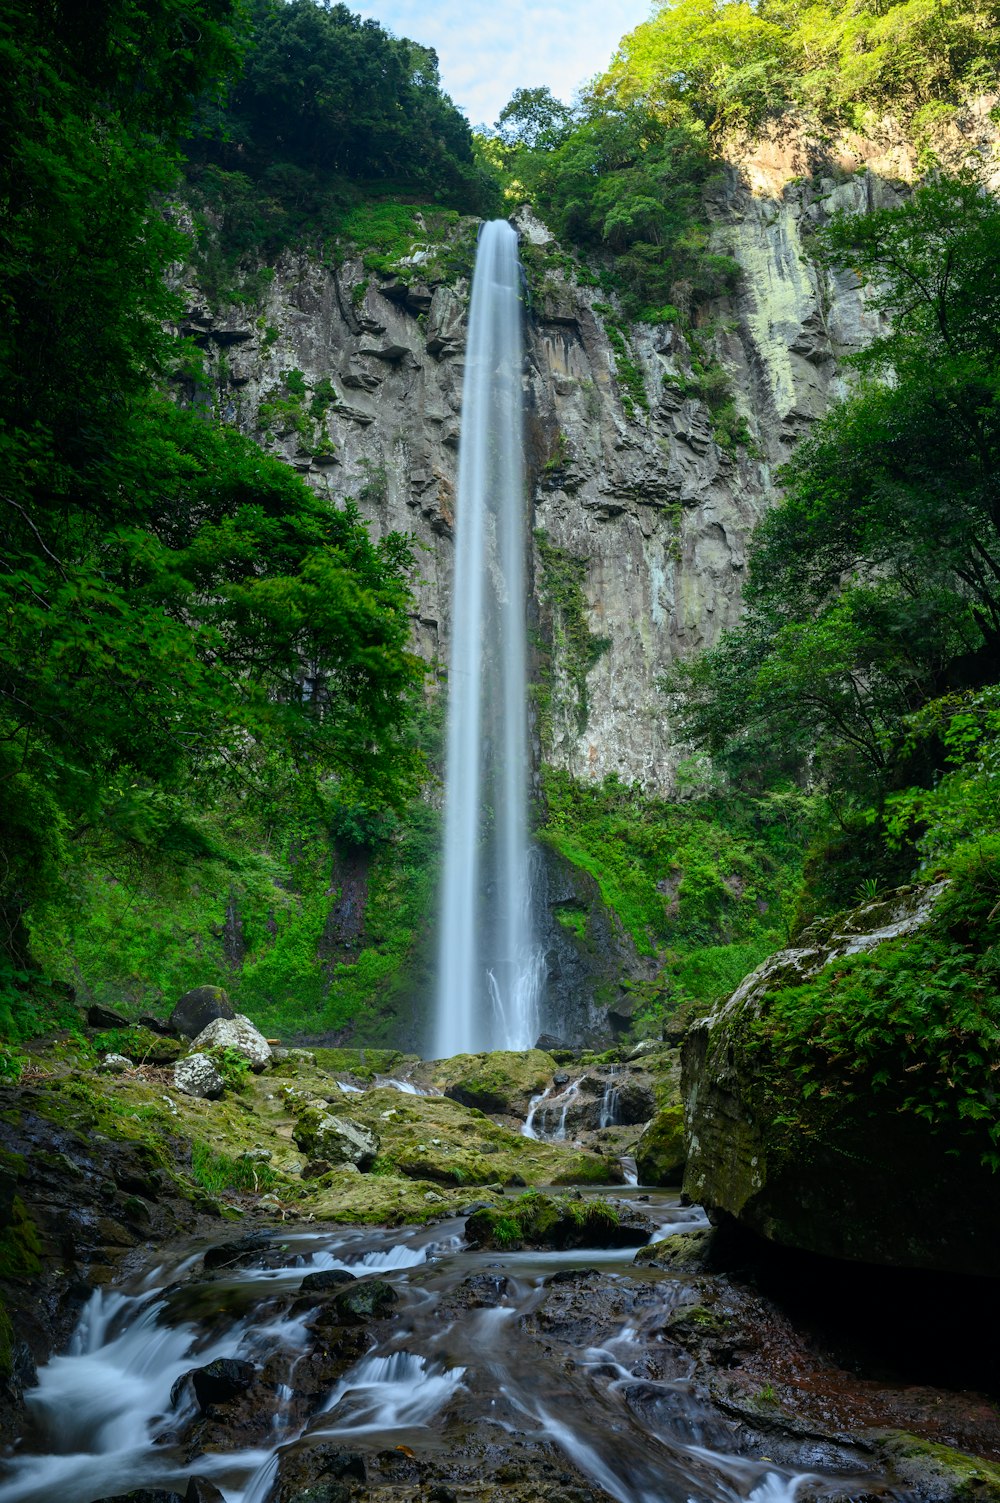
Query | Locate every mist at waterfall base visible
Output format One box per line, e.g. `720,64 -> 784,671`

434,219 -> 545,1059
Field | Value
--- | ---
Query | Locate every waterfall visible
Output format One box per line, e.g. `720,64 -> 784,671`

434,219 -> 544,1058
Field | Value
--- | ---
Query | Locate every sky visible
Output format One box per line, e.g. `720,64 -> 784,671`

348,1 -> 655,129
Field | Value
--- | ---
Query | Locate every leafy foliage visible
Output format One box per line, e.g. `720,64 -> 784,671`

0,0 -> 425,1033
183,0 -> 498,278
540,769 -> 814,1013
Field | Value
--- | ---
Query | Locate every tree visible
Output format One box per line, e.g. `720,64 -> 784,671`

0,0 -> 423,996
673,177 -> 1000,791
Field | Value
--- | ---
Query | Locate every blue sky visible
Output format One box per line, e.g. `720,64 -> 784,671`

348,1 -> 655,128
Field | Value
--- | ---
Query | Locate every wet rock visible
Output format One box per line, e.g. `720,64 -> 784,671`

863,1431 -> 1000,1502
168,985 -> 234,1038
293,1110 -> 379,1170
185,1480 -> 226,1503
634,1107 -> 685,1185
634,1227 -> 716,1271
432,1049 -> 556,1115
186,1357 -> 256,1409
202,1230 -> 275,1271
98,1053 -> 133,1074
274,1445 -> 367,1503
173,1053 -> 224,1100
300,1269 -> 356,1293
465,1192 -> 653,1251
190,1014 -> 272,1071
331,1278 -> 398,1324
86,1004 -> 129,1028
93,1492 -> 186,1503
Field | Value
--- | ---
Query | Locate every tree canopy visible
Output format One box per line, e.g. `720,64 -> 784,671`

0,0 -> 423,1003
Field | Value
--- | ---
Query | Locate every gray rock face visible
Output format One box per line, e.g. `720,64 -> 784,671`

293,1110 -> 380,1171
190,1014 -> 272,1071
173,1053 -> 225,1100
170,112 -> 1000,797
169,986 -> 234,1039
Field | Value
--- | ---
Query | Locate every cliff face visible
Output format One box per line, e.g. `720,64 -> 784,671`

180,111 -> 989,795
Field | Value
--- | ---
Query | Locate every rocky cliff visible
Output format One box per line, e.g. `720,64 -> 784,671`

176,103 -> 997,797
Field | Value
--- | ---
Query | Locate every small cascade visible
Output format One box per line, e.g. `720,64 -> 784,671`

598,1067 -> 622,1129
552,1077 -> 581,1141
0,1211 -> 903,1503
522,1084 -> 553,1140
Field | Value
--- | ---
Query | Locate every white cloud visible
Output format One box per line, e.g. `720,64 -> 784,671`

347,1 -> 654,127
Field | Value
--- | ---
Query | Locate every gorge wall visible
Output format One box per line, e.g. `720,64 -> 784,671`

178,107 -> 995,797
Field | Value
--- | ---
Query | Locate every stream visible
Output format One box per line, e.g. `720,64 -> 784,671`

0,1188 -> 901,1503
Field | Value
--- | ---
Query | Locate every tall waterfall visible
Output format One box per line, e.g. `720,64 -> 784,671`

434,219 -> 544,1058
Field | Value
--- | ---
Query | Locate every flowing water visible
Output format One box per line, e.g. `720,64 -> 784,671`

0,1197 -> 900,1503
435,219 -> 545,1057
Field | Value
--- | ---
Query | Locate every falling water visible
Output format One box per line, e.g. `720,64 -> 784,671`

435,219 -> 544,1057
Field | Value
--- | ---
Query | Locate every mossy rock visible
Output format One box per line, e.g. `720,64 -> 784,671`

866,1431 -> 1000,1502
634,1106 -> 685,1186
429,1049 -> 556,1114
634,1227 -> 715,1271
93,1027 -> 185,1066
465,1191 -> 652,1251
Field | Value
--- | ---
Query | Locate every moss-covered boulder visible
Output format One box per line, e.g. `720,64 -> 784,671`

343,1088 -> 620,1188
427,1050 -> 556,1115
634,1106 -> 685,1185
465,1191 -> 653,1251
683,877 -> 1000,1276
866,1432 -> 1000,1502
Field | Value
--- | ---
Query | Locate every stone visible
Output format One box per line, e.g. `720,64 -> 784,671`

332,1279 -> 398,1324
98,1054 -> 133,1074
203,1231 -> 274,1270
300,1269 -> 356,1293
433,1050 -> 556,1115
168,986 -> 234,1038
465,1193 -> 653,1252
138,1013 -> 177,1036
190,1014 -> 272,1071
185,1480 -> 226,1503
681,881 -> 1000,1277
87,1004 -> 129,1028
293,1110 -> 379,1170
634,1107 -> 686,1186
174,1357 -> 256,1410
633,1227 -> 716,1271
173,1053 -> 224,1100
93,1492 -> 185,1503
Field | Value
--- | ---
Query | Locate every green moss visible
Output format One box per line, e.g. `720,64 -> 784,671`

190,1142 -> 279,1198
635,1106 -> 685,1186
540,769 -> 810,1020
534,531 -> 612,738
0,1197 -> 42,1281
876,1433 -> 1000,1501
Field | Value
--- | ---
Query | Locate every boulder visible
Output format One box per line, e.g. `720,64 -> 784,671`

293,1110 -> 379,1170
185,1481 -> 226,1503
190,1014 -> 272,1071
98,1053 -> 133,1075
432,1050 -> 556,1115
465,1193 -> 653,1252
139,1013 -> 178,1036
173,1053 -> 224,1100
86,1004 -> 129,1028
93,1492 -> 185,1503
634,1107 -> 685,1185
168,986 -> 234,1039
190,1357 -> 256,1409
331,1279 -> 398,1324
300,1268 -> 356,1293
682,880 -> 1000,1277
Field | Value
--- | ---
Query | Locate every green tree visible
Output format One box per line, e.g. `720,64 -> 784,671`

0,0 -> 423,1002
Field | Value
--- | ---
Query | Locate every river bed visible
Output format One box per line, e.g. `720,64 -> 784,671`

0,1188 -> 917,1503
